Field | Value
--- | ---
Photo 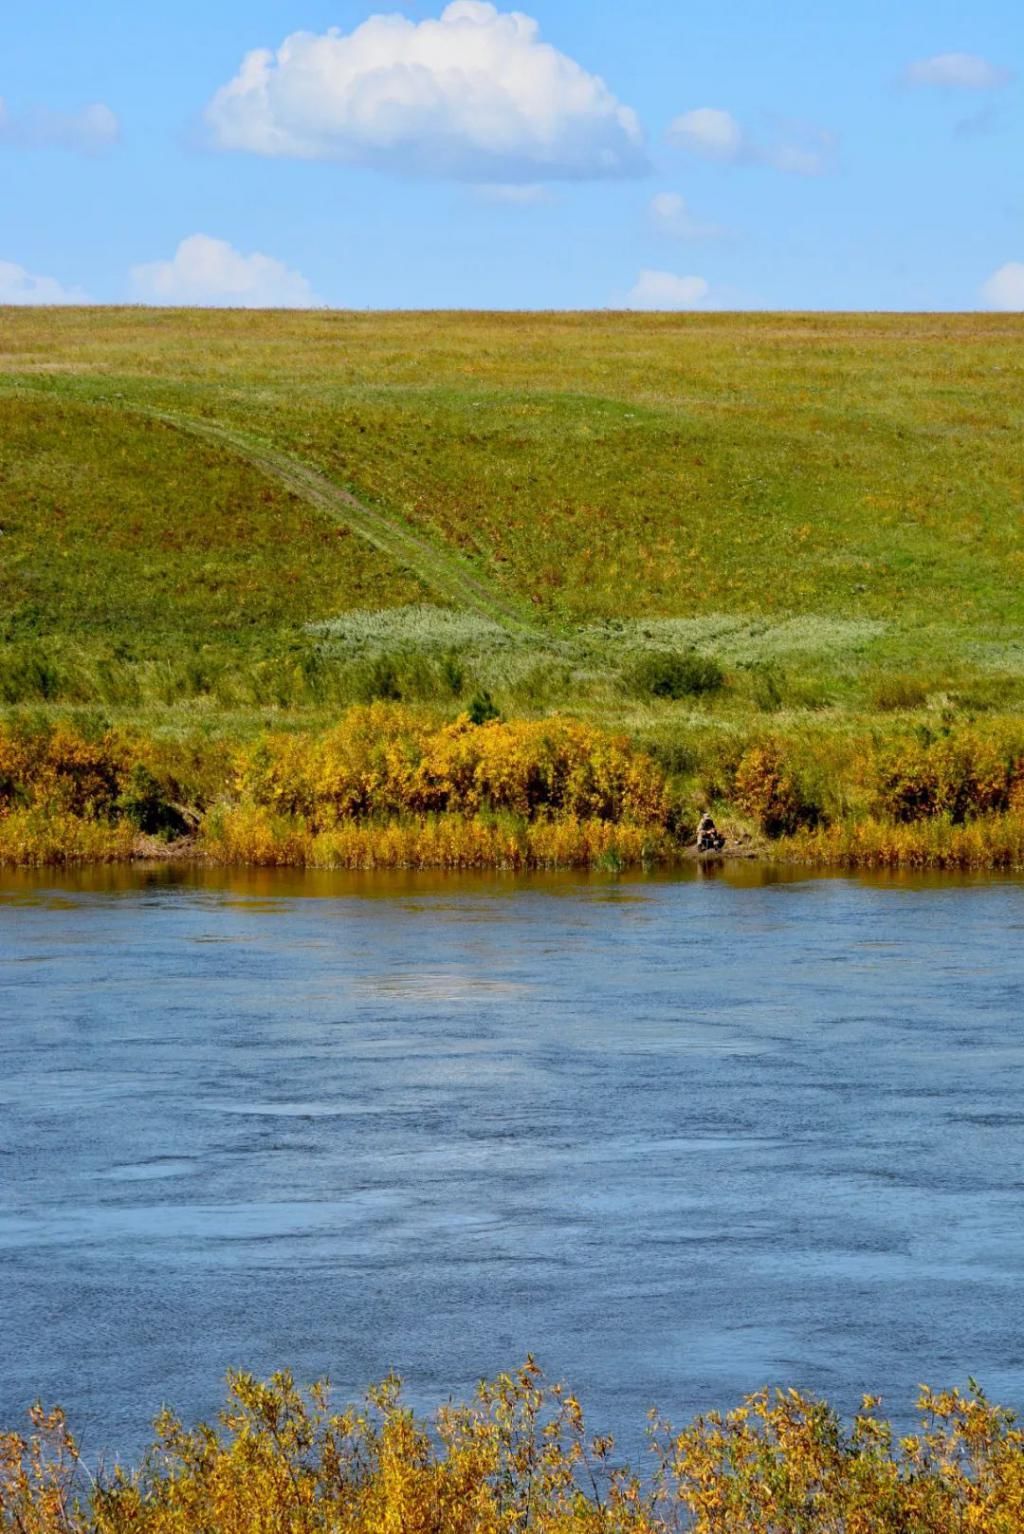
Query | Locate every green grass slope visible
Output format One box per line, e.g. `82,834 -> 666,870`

1,308 -> 1022,728
0,392 -> 427,639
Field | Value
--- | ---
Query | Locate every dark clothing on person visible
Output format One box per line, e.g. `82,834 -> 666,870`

696,812 -> 725,853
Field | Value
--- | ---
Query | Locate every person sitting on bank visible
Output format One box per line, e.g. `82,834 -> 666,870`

697,810 -> 725,853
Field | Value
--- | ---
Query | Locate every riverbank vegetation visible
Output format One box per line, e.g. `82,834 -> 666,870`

3,1362 -> 1024,1532
4,708 -> 1024,870
2,309 -> 1023,868
0,709 -> 680,869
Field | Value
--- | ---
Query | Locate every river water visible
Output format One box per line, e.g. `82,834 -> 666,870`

2,863 -> 1023,1463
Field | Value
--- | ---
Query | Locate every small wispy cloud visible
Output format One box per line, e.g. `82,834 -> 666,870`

0,259 -> 89,305
981,262 -> 1024,311
667,107 -> 836,176
648,192 -> 725,241
905,53 -> 1011,90
954,105 -> 1001,138
667,107 -> 743,163
763,119 -> 839,177
472,183 -> 555,205
625,269 -> 711,309
0,98 -> 119,153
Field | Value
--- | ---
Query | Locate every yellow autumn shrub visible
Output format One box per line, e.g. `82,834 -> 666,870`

0,709 -> 675,868
8,710 -> 1024,870
732,739 -> 821,837
0,722 -> 126,818
227,708 -> 670,846
871,728 -> 1017,825
4,1365 -> 1024,1534
0,809 -> 134,865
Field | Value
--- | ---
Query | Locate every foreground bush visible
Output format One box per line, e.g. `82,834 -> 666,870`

732,739 -> 822,838
3,1363 -> 1023,1533
231,707 -> 669,826
871,728 -> 1022,825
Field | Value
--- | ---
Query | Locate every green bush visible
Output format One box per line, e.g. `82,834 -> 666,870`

468,689 -> 501,725
640,733 -> 697,777
355,655 -> 403,703
625,649 -> 724,700
0,646 -> 64,704
870,674 -> 930,712
438,651 -> 465,697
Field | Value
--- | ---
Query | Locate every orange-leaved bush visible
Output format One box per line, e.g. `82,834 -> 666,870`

871,728 -> 1020,825
732,739 -> 822,838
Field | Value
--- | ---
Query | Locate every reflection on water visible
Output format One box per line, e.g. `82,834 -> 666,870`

1,863 -> 1024,1461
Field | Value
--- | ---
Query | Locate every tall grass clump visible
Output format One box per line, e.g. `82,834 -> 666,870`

625,650 -> 724,701
0,646 -> 65,705
784,811 -> 1024,870
3,1363 -> 1024,1533
205,808 -> 671,871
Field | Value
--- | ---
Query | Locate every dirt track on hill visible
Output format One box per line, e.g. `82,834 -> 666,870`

0,377 -> 538,633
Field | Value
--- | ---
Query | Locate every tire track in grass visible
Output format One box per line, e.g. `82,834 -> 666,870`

0,377 -> 541,635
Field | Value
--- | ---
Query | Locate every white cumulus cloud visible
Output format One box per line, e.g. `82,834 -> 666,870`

130,235 -> 318,308
204,1 -> 645,181
649,191 -> 724,240
667,106 -> 835,176
981,262 -> 1024,311
625,269 -> 711,310
906,53 -> 1011,89
0,260 -> 89,305
0,98 -> 119,153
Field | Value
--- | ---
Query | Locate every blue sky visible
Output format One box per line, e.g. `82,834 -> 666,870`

1,0 -> 1021,308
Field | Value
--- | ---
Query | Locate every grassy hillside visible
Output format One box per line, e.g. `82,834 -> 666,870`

1,391 -> 428,637
3,310 -> 1023,689
1,308 -> 1023,866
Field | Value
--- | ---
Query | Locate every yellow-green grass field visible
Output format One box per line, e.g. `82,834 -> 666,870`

1,308 -> 1022,866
